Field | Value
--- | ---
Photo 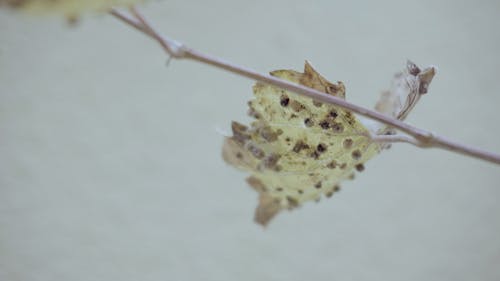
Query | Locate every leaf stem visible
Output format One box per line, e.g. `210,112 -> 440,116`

109,7 -> 500,166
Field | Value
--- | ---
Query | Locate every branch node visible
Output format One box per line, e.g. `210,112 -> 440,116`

369,132 -> 431,148
415,131 -> 435,146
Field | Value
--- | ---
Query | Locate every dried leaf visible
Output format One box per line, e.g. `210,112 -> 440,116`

370,61 -> 436,134
223,61 -> 382,226
0,0 -> 144,19
223,61 -> 435,226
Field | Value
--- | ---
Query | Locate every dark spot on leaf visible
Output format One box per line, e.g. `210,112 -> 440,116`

314,182 -> 322,189
419,82 -> 429,94
344,112 -> 355,125
313,100 -> 323,107
352,149 -> 362,160
316,143 -> 327,153
355,163 -> 365,172
331,122 -> 344,133
236,152 -> 243,159
408,62 -> 421,76
263,153 -> 281,170
310,151 -> 320,159
343,138 -> 353,149
247,143 -> 265,159
339,163 -> 347,169
327,160 -> 337,169
304,118 -> 314,127
292,140 -> 310,153
290,100 -> 306,112
280,94 -> 290,106
297,189 -> 303,194
319,120 -> 330,129
259,126 -> 278,142
276,187 -> 283,192
328,84 -> 340,93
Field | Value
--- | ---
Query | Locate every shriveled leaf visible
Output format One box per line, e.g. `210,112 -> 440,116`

223,61 -> 381,226
223,61 -> 435,226
369,61 -> 436,134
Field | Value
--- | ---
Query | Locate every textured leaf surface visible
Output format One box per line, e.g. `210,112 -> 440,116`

223,62 -> 383,226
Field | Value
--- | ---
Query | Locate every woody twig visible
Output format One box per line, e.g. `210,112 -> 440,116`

109,7 -> 500,166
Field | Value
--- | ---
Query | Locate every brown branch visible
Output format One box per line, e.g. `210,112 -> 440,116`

109,8 -> 500,166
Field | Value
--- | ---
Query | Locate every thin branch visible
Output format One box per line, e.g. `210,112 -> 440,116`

109,8 -> 500,166
370,134 -> 429,148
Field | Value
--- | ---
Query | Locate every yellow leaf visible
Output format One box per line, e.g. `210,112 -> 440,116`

1,0 -> 144,18
222,61 -> 382,226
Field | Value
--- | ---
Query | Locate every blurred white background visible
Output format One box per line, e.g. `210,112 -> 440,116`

1,1 -> 499,280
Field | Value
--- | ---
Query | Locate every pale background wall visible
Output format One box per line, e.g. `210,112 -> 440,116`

1,1 -> 499,281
